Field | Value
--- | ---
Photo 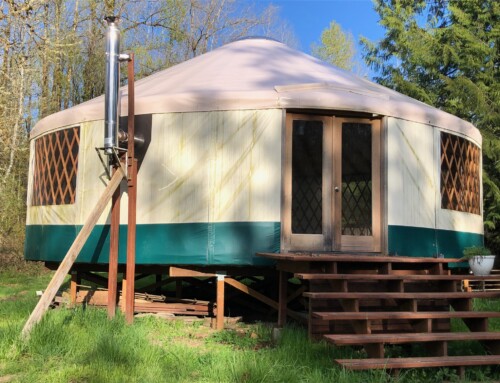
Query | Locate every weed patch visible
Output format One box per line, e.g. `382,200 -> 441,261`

1,271 -> 500,382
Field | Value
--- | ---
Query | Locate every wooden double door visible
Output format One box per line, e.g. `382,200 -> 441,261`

283,114 -> 381,252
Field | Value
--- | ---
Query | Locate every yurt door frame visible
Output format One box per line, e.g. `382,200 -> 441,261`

282,113 -> 381,252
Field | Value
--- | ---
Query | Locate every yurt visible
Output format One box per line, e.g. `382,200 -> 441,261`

25,37 -> 483,268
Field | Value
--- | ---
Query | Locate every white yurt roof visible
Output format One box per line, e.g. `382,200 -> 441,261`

31,38 -> 480,143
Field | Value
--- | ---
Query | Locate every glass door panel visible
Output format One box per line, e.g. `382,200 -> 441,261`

291,120 -> 323,234
341,123 -> 372,236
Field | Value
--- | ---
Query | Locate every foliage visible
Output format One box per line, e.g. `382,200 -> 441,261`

462,246 -> 492,259
482,132 -> 500,253
362,0 -> 500,254
311,21 -> 356,71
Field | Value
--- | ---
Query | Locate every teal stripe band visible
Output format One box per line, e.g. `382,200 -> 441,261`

25,222 -> 280,266
26,222 -> 480,265
388,225 -> 483,258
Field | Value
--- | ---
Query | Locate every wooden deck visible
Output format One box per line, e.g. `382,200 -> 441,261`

257,252 -> 500,375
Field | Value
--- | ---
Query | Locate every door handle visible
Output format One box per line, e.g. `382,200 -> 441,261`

334,186 -> 340,192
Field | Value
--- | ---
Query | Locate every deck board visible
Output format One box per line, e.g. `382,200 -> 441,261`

335,355 -> 500,370
296,273 -> 498,281
313,311 -> 500,320
304,291 -> 500,299
257,252 -> 462,263
325,331 -> 500,345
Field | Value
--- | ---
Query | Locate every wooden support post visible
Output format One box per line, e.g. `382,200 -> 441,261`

121,278 -> 127,312
70,271 -> 79,306
108,168 -> 121,318
21,170 -> 124,338
278,270 -> 288,327
463,280 -> 471,292
216,274 -> 225,330
124,54 -> 136,325
365,343 -> 385,358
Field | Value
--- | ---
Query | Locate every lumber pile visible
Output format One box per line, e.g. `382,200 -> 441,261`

73,289 -> 214,316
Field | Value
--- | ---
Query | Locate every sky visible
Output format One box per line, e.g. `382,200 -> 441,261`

255,0 -> 386,76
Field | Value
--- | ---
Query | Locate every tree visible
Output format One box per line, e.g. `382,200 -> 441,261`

311,21 -> 356,70
0,0 -> 37,260
121,0 -> 297,75
362,0 -> 500,253
0,0 -> 297,266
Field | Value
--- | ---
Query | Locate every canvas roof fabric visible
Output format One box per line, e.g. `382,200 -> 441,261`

31,37 -> 480,144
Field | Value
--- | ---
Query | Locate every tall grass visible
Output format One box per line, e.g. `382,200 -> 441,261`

1,271 -> 500,382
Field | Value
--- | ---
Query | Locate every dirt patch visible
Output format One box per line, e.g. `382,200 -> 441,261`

0,375 -> 16,383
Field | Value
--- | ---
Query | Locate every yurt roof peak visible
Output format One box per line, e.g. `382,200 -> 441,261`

31,38 -> 480,144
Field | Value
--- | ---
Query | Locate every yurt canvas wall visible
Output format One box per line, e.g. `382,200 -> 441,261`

25,109 -> 282,266
386,117 -> 483,257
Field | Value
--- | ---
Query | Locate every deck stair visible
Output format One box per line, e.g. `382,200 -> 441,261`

297,255 -> 500,375
257,252 -> 500,376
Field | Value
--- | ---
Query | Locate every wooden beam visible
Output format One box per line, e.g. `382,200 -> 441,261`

22,169 -> 124,338
278,270 -> 287,327
135,273 -> 150,282
80,271 -> 109,287
169,266 -> 216,278
224,277 -> 278,310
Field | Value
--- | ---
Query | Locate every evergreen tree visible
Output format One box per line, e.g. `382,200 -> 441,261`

362,0 -> 500,253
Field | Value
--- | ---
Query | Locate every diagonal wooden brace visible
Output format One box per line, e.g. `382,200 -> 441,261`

22,170 -> 124,338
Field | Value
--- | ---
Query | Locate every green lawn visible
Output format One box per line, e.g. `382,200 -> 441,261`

0,270 -> 499,383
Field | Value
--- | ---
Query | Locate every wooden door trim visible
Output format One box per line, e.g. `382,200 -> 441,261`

336,118 -> 381,252
281,114 -> 382,253
282,113 -> 333,251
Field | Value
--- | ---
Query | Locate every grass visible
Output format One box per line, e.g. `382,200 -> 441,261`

1,271 -> 500,382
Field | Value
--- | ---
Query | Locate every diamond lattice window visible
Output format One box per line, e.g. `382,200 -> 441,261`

32,127 -> 80,206
440,132 -> 480,215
